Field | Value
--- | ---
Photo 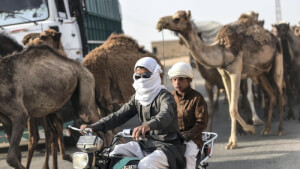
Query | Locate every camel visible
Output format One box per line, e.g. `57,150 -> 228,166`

181,25 -> 264,131
83,33 -> 163,144
157,11 -> 284,149
0,33 -> 99,169
21,30 -> 73,169
23,29 -> 66,56
275,23 -> 300,121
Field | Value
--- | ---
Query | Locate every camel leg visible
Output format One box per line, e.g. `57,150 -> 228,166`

275,77 -> 284,136
236,80 -> 250,136
277,89 -> 285,136
298,96 -> 300,121
217,68 -> 231,105
6,106 -> 28,169
44,114 -> 59,169
213,88 -> 220,111
286,96 -> 295,120
226,73 -> 256,149
218,70 -> 236,149
26,117 -> 40,169
260,89 -> 266,113
50,122 -> 58,169
222,89 -> 228,104
258,75 -> 276,135
274,48 -> 285,135
52,113 -> 72,162
298,102 -> 300,121
205,81 -> 215,132
217,69 -> 235,149
42,117 -> 52,169
247,78 -> 264,125
284,74 -> 295,120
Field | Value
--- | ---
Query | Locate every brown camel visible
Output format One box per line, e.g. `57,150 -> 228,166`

0,33 -> 99,169
83,33 -> 163,144
275,23 -> 300,121
157,11 -> 284,149
22,30 -> 72,169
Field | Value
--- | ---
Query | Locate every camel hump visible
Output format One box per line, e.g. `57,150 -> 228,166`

216,12 -> 272,56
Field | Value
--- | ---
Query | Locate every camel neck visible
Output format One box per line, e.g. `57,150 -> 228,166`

179,26 -> 225,68
287,31 -> 300,52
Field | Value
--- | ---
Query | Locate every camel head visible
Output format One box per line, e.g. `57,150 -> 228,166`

39,29 -> 63,50
156,10 -> 192,34
293,26 -> 300,37
274,23 -> 290,40
22,29 -> 63,51
247,11 -> 259,21
238,11 -> 260,26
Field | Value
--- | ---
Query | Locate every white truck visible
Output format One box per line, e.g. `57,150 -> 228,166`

1,0 -> 122,60
0,0 -> 122,145
0,0 -> 90,60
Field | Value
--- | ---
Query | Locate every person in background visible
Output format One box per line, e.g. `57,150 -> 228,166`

81,57 -> 186,169
168,62 -> 208,169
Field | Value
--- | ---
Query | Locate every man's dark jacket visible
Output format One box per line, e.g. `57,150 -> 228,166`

91,89 -> 186,169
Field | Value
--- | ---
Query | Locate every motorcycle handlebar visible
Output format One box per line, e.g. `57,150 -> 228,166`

67,125 -> 92,135
68,125 -> 149,138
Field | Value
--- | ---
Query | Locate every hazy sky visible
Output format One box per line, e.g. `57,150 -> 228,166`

118,0 -> 299,51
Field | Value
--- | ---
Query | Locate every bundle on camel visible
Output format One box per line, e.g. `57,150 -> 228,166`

216,11 -> 271,56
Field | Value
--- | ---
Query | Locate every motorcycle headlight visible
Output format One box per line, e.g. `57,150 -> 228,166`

73,152 -> 89,169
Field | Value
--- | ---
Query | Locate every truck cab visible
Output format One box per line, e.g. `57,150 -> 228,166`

0,0 -> 86,60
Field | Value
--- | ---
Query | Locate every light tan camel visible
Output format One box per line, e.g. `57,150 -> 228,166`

22,29 -> 72,169
157,11 -> 284,149
83,33 -> 163,144
181,28 -> 264,132
0,33 -> 99,169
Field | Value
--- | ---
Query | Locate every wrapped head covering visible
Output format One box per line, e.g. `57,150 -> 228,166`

134,57 -> 157,73
168,62 -> 194,79
133,57 -> 165,106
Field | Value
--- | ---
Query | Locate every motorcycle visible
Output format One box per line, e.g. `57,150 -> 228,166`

68,126 -> 218,169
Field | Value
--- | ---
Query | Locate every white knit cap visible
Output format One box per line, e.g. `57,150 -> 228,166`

168,62 -> 194,79
134,57 -> 158,73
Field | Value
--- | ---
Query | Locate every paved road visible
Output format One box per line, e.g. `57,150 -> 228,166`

1,57 -> 300,169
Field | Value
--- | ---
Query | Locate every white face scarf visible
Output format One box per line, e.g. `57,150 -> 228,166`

132,58 -> 165,106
